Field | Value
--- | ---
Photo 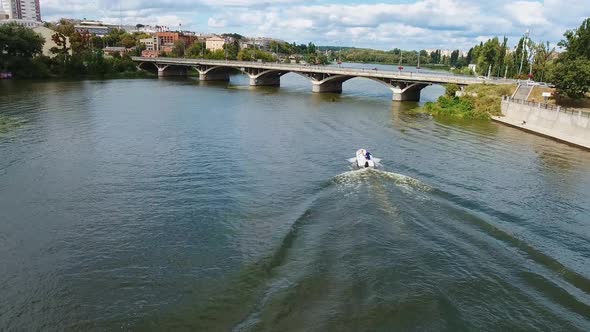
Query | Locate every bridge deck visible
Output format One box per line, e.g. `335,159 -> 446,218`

132,57 -> 515,86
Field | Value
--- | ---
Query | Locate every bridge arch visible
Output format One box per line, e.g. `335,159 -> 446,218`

132,57 -> 485,101
193,65 -> 232,81
239,68 -> 289,87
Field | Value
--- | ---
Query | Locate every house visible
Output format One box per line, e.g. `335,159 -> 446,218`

206,36 -> 226,51
155,32 -> 198,54
33,26 -> 72,57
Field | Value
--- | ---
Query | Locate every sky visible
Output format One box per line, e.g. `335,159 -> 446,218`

40,0 -> 590,50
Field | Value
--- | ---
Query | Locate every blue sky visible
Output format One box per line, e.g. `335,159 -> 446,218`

40,0 -> 590,50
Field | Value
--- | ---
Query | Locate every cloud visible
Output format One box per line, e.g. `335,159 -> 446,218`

39,0 -> 590,50
504,1 -> 548,26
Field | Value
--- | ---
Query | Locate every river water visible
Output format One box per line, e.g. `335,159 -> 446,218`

1,68 -> 589,331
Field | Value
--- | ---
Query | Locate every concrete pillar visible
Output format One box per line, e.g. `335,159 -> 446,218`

312,80 -> 343,93
249,75 -> 280,87
391,86 -> 421,102
157,67 -> 187,77
199,71 -> 230,81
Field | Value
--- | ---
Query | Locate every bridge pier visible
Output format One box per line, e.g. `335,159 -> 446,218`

391,83 -> 428,102
249,75 -> 280,87
157,65 -> 187,77
199,71 -> 230,81
312,80 -> 343,93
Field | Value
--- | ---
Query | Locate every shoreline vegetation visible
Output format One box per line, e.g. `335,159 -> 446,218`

414,84 -> 516,120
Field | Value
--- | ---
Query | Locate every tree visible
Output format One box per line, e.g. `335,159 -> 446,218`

187,42 -> 206,58
550,58 -> 590,99
50,32 -> 70,56
0,23 -> 45,76
549,18 -> 590,99
532,41 -> 555,82
477,37 -> 500,76
69,31 -> 91,54
223,39 -> 240,60
450,50 -> 459,66
55,19 -> 75,37
120,35 -> 137,48
171,40 -> 186,57
559,18 -> 590,60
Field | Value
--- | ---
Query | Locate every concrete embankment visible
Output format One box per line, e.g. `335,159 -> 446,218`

493,97 -> 590,149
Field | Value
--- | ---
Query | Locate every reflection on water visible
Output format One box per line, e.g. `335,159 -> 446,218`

0,73 -> 589,330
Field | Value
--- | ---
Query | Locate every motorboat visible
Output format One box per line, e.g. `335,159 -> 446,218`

349,149 -> 380,168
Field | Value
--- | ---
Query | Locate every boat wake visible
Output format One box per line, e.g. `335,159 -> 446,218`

143,168 -> 590,332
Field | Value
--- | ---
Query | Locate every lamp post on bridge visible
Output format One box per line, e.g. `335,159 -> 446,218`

518,30 -> 529,77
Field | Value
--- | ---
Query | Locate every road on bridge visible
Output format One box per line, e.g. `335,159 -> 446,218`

132,56 -> 516,101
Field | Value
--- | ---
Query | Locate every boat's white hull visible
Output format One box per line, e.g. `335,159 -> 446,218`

356,149 -> 375,168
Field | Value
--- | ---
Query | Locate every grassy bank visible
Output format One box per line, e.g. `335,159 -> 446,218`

417,84 -> 516,120
528,86 -> 590,109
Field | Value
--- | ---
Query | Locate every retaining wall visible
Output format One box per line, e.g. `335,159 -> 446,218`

493,97 -> 590,149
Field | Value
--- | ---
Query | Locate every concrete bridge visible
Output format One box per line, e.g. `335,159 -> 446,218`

132,56 -> 513,101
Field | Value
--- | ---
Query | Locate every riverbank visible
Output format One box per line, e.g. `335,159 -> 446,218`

415,84 -> 516,119
493,97 -> 590,149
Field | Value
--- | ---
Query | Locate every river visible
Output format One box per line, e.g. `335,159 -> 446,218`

1,68 -> 589,331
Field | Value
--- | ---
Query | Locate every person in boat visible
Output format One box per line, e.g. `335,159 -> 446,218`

365,151 -> 371,160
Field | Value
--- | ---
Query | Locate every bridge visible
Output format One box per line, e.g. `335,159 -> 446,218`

132,57 -> 514,101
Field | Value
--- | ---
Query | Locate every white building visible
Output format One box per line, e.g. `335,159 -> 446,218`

0,18 -> 41,27
0,5 -> 9,20
206,36 -> 225,51
0,0 -> 41,21
140,36 -> 159,52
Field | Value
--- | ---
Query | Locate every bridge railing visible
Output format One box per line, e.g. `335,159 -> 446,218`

132,56 -> 515,85
503,96 -> 590,117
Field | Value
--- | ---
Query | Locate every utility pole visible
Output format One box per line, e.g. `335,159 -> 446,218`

518,30 -> 529,77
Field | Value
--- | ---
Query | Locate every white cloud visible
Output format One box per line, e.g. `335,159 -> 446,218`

39,0 -> 590,50
504,1 -> 548,26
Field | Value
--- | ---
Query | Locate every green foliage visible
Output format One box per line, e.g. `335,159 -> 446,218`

550,58 -> 590,99
0,23 -> 141,79
423,96 -> 476,119
206,49 -> 226,60
445,84 -> 460,97
186,43 -> 205,58
171,40 -> 186,57
559,18 -> 590,60
0,23 -> 45,77
237,48 -> 275,62
422,84 -> 516,120
223,40 -> 240,60
465,84 -> 514,116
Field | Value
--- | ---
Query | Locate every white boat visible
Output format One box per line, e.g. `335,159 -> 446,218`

349,149 -> 379,168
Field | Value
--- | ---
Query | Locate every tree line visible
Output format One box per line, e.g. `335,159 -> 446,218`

0,20 -> 147,78
168,37 -> 329,65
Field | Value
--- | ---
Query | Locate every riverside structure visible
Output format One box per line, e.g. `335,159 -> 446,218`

132,56 -> 515,101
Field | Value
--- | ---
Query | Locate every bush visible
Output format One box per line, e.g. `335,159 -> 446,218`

445,84 -> 460,97
421,84 -> 517,120
423,96 -> 477,119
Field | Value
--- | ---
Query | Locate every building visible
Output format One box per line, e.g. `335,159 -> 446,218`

0,18 -> 41,27
74,20 -> 112,37
0,1 -> 8,19
33,26 -> 71,57
206,36 -> 225,51
157,32 -> 198,53
0,0 -> 41,21
103,46 -> 135,56
140,36 -> 158,57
